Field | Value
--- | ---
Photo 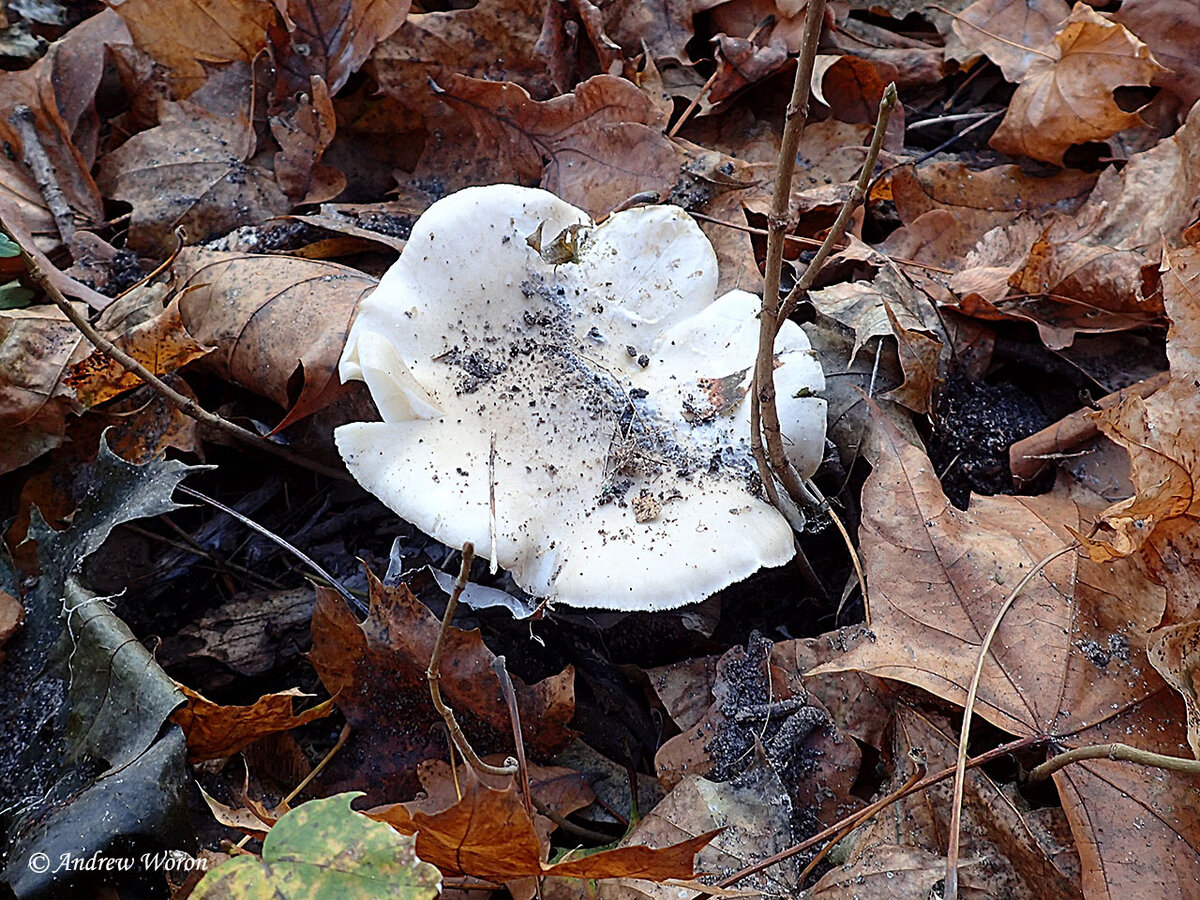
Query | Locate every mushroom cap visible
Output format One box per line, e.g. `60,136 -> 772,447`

336,184 -> 826,610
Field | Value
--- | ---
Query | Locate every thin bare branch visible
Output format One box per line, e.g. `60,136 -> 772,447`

1028,742 -> 1200,783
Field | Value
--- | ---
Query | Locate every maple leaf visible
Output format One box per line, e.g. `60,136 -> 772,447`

989,3 -> 1167,165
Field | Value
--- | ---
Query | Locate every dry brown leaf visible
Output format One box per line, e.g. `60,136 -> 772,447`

96,98 -> 289,254
372,0 -> 551,109
418,73 -> 683,216
0,589 -> 23,663
1081,245 -> 1200,570
1114,0 -> 1200,107
169,684 -> 334,762
990,4 -> 1167,164
270,75 -> 345,205
308,575 -> 575,800
888,162 -> 1096,246
810,843 -> 988,898
173,248 -> 374,428
846,704 -> 1082,899
374,763 -> 713,881
0,10 -> 126,248
268,0 -> 411,96
881,298 -> 942,414
0,304 -> 84,474
65,297 -> 212,408
1048,690 -> 1200,900
110,0 -> 275,98
810,411 -> 1166,739
1147,621 -> 1200,758
952,0 -> 1069,82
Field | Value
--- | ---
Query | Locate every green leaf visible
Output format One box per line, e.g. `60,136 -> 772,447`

0,233 -> 22,257
0,279 -> 33,309
193,794 -> 442,900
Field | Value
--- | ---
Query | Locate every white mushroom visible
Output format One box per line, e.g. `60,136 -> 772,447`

336,185 -> 826,611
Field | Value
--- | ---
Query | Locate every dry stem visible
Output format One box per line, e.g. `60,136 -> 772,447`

1028,742 -> 1200,782
944,542 -> 1078,900
751,0 -> 897,514
426,543 -> 518,779
10,105 -> 76,244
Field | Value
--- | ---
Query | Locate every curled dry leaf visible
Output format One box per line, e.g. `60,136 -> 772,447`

169,683 -> 335,762
1147,621 -> 1200,759
65,296 -> 213,408
96,98 -> 289,254
308,575 -> 575,800
109,0 -> 275,98
270,75 -> 345,205
989,3 -> 1167,164
0,304 -> 84,474
173,248 -> 375,429
374,763 -> 714,881
0,10 -> 128,246
1080,245 -> 1200,575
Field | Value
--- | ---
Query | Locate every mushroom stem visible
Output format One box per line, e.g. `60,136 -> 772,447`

426,542 -> 518,779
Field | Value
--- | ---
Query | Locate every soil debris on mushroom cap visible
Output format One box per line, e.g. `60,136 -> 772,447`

335,184 -> 826,611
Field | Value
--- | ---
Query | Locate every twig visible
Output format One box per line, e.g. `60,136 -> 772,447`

427,543 -> 518,779
751,0 -> 827,509
493,655 -> 535,821
795,755 -> 928,886
1028,742 -> 1200,783
668,68 -> 719,139
690,733 -> 1044,899
1009,371 -> 1169,488
10,104 -> 76,244
778,83 -> 897,323
943,542 -> 1078,900
0,221 -> 350,481
234,723 -> 352,848
688,211 -> 954,275
175,485 -> 363,614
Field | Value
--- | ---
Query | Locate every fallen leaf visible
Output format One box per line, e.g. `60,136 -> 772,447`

1114,0 -> 1200,106
1147,621 -> 1200,758
173,248 -> 375,428
270,75 -> 345,205
417,73 -> 683,216
110,0 -> 276,98
371,0 -> 552,108
65,296 -> 213,408
846,704 -> 1082,898
952,0 -> 1069,82
169,683 -> 335,762
268,0 -> 412,97
888,162 -> 1096,246
1048,690 -> 1200,900
0,303 -> 84,474
192,793 -> 441,899
809,411 -> 1166,740
1081,245 -> 1200,576
810,842 -> 986,898
96,96 -> 289,254
989,3 -> 1168,164
308,574 -> 575,800
0,589 -> 22,662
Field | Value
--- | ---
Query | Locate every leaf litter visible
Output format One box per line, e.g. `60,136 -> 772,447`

1,0 -> 1200,898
